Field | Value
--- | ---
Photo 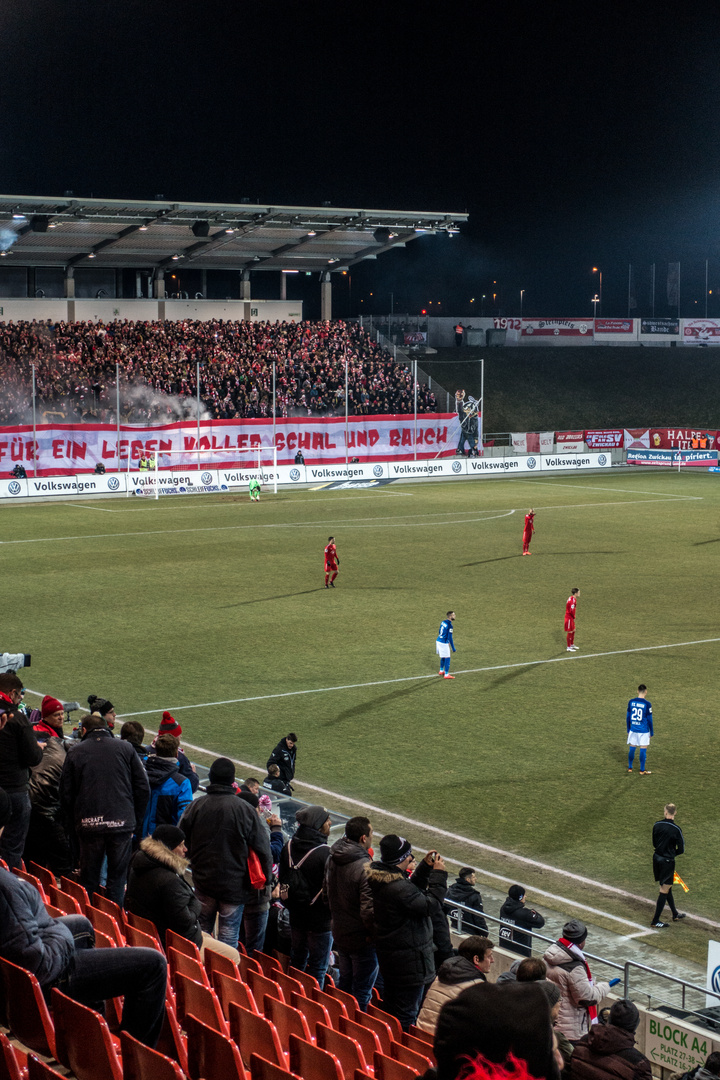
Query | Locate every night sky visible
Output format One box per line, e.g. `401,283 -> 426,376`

2,1 -> 720,318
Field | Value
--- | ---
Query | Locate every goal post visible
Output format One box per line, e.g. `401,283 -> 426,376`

124,445 -> 277,498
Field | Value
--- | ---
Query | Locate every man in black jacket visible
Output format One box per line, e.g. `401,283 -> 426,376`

446,867 -> 489,935
179,757 -> 272,949
651,803 -> 686,927
266,733 -> 297,787
499,884 -> 546,956
571,998 -> 651,1080
279,804 -> 332,985
26,696 -> 73,874
0,674 -> 43,868
367,835 -> 444,1031
324,815 -> 377,1008
59,715 -> 149,904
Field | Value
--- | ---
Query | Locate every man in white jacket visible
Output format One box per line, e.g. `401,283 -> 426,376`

543,919 -> 619,1041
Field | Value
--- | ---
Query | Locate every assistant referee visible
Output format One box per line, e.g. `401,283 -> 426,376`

651,803 -> 686,928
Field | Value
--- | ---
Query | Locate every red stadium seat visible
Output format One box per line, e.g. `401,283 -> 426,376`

185,1012 -> 248,1080
229,1002 -> 287,1068
288,966 -> 320,995
125,923 -> 164,952
354,1009 -> 394,1055
374,1051 -> 420,1080
262,994 -> 314,1051
310,985 -> 347,1028
288,1034 -> 343,1080
390,1039 -> 434,1072
92,893 -> 126,927
154,998 -> 189,1077
205,946 -> 241,982
173,972 -> 228,1034
274,970 -> 305,1001
51,988 -> 122,1080
126,910 -> 164,945
166,928 -> 202,961
26,862 -> 56,893
403,1029 -> 437,1063
368,1001 -> 403,1041
248,967 -> 285,1007
407,1024 -> 434,1046
120,1030 -> 186,1080
289,991 -> 331,1035
339,1013 -> 383,1063
46,883 -> 82,916
322,979 -> 359,1020
0,1033 -> 25,1080
316,1022 -> 369,1076
249,1054 -> 302,1080
59,876 -> 90,913
212,970 -> 259,1019
85,904 -> 125,947
26,1055 -> 66,1080
253,950 -> 283,977
168,947 -> 211,989
0,957 -> 56,1058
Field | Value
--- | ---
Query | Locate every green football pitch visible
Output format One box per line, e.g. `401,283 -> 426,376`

3,468 -> 719,964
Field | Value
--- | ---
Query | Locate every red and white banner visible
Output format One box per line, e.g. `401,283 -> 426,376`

682,319 -> 720,344
556,430 -> 586,452
522,319 -> 593,337
512,432 -> 528,454
594,318 -> 634,335
624,428 -> 651,449
539,431 -> 554,452
0,414 -> 456,475
586,429 -> 624,449
648,428 -> 718,450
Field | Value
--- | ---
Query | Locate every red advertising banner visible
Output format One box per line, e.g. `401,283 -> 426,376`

522,319 -> 593,337
594,319 -> 634,334
0,413 -> 456,475
682,319 -> 720,343
648,428 -> 718,450
624,428 -> 651,449
586,429 -> 624,448
555,430 -> 585,451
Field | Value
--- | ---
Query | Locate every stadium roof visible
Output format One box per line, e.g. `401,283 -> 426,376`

0,195 -> 468,274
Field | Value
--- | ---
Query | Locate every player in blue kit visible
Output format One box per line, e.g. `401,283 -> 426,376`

627,684 -> 654,775
436,611 -> 456,679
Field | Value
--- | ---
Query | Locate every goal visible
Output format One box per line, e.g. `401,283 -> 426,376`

127,445 -> 278,498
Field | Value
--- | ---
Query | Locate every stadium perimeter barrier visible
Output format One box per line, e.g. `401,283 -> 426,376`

0,451 -> 617,500
188,758 -> 720,1061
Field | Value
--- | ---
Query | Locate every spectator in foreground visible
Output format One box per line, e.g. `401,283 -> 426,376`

179,757 -> 272,949
26,696 -> 73,873
279,804 -> 333,985
367,836 -> 441,1031
59,715 -> 150,905
446,866 -> 489,935
571,999 -> 651,1080
0,786 -> 167,1047
0,673 -> 43,868
417,935 -> 495,1035
499,884 -> 546,956
674,1052 -> 720,1080
142,734 -> 193,837
267,733 -> 298,788
125,823 -> 239,961
543,919 -> 616,1041
432,980 -> 560,1080
324,815 -> 377,1009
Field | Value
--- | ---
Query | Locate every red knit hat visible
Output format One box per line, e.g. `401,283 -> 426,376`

159,711 -> 182,738
41,696 -> 64,718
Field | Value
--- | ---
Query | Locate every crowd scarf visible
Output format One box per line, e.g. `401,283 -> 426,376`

33,718 -> 60,739
558,937 -> 598,1025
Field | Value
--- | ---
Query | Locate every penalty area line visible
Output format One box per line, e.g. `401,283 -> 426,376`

113,635 -> 720,718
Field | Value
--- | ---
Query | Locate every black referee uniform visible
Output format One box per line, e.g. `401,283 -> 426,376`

651,816 -> 685,926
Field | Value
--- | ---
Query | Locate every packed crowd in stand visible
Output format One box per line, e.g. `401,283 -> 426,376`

0,319 -> 438,425
0,664 -> 685,1080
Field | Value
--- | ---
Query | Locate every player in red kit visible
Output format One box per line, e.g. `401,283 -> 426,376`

522,509 -> 535,554
565,588 -> 579,650
324,536 -> 339,588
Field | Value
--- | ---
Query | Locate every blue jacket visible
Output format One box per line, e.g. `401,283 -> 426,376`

142,756 -> 194,837
0,867 -> 74,986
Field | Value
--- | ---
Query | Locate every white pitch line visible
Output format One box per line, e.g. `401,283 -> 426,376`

514,479 -> 701,499
0,495 -> 695,546
64,503 -> 116,513
114,636 -> 720,718
22,685 -> 715,932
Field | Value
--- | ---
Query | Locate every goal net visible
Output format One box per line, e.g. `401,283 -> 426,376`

127,446 -> 278,498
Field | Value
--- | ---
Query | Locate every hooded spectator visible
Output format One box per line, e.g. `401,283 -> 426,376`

141,734 -> 193,837
571,999 -> 651,1080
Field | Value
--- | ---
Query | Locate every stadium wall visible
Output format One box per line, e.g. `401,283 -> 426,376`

0,298 -> 302,322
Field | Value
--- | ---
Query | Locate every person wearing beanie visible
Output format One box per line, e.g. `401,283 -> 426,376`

432,980 -> 559,1080
125,823 -> 240,964
367,837 -> 445,1031
87,694 -> 116,730
141,734 -> 193,838
417,935 -> 496,1036
278,805 -> 333,985
26,697 -> 73,874
178,756 -> 272,949
158,712 -> 183,738
543,920 -> 615,1041
266,733 -> 298,788
0,672 -> 43,868
570,998 -> 651,1080
446,867 -> 489,936
150,714 -> 199,793
499,884 -> 546,957
0,786 -> 168,1048
59,714 -> 150,905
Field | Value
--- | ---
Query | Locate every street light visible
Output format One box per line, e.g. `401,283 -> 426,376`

592,267 -> 602,316
520,289 -> 525,319
591,293 -> 600,318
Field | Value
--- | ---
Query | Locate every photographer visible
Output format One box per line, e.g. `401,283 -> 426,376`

0,673 -> 43,868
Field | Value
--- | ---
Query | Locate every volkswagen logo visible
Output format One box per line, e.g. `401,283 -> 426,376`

598,454 -> 607,467
373,465 -> 383,478
108,476 -> 120,491
289,468 -> 301,481
201,471 -> 213,484
451,460 -> 462,473
8,480 -> 21,495
527,457 -> 537,469
712,965 -> 720,995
